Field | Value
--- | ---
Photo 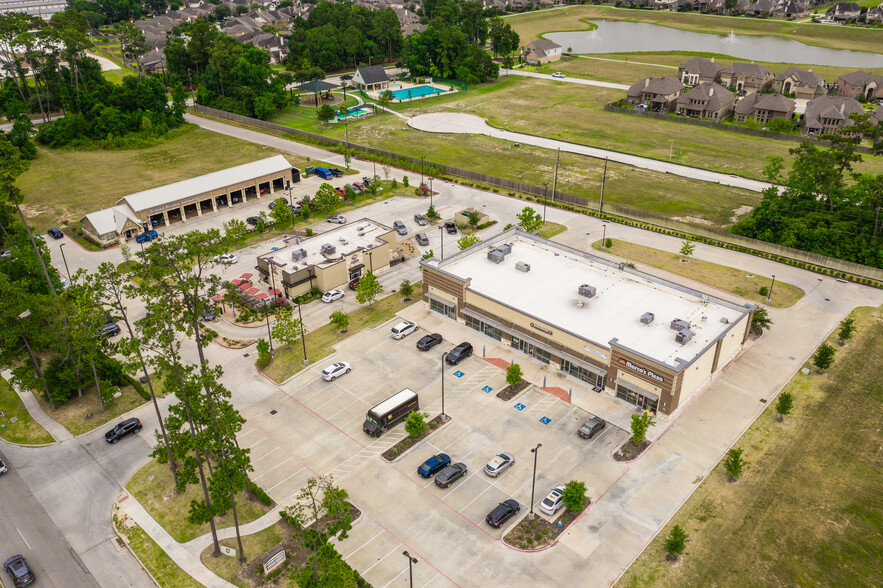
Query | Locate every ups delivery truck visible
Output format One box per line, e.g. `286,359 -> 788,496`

363,389 -> 419,437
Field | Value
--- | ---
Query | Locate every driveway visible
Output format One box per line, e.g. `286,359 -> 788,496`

502,68 -> 630,90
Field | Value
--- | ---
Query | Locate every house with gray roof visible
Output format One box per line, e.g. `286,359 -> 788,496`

733,93 -> 795,124
802,95 -> 865,137
826,2 -> 862,21
867,3 -> 883,22
675,82 -> 734,121
626,77 -> 685,113
836,71 -> 883,101
353,65 -> 389,91
772,67 -> 826,100
523,39 -> 563,65
678,57 -> 722,86
719,62 -> 774,94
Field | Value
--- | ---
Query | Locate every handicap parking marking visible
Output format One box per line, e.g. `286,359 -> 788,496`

482,385 -> 493,393
514,403 -> 526,411
539,416 -> 552,425
453,370 -> 465,378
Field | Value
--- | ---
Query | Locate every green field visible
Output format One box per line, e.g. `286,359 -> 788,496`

0,377 -> 53,445
621,306 -> 883,587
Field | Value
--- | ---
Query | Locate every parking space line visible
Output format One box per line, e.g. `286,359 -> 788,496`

422,572 -> 443,587
458,478 -> 496,512
252,446 -> 280,463
252,457 -> 293,481
243,436 -> 268,450
237,427 -> 259,440
268,466 -> 306,491
327,396 -> 370,421
383,566 -> 410,588
361,542 -> 403,575
340,529 -> 385,559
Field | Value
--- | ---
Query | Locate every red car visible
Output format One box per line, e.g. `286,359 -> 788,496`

335,187 -> 346,197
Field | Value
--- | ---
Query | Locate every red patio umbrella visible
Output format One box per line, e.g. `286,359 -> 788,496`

211,295 -> 223,302
268,288 -> 281,296
247,287 -> 260,295
230,279 -> 242,286
239,282 -> 251,290
240,273 -> 253,280
255,293 -> 269,300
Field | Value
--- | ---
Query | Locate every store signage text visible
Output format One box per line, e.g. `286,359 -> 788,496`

583,346 -> 608,360
618,358 -> 664,383
530,322 -> 553,335
147,197 -> 198,214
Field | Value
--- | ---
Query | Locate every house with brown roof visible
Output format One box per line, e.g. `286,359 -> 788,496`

826,1 -> 862,21
678,57 -> 722,86
675,82 -> 734,121
522,39 -> 563,65
802,95 -> 865,137
836,71 -> 883,101
626,77 -> 685,113
867,3 -> 883,22
772,67 -> 826,100
733,93 -> 795,124
719,62 -> 775,94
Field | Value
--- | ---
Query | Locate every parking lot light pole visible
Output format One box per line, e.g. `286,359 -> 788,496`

543,182 -> 548,226
402,551 -> 417,588
766,274 -> 776,305
529,443 -> 542,519
58,242 -> 71,281
297,303 -> 308,366
420,156 -> 425,186
441,354 -> 446,420
601,222 -> 608,252
429,178 -> 434,208
263,300 -> 274,355
439,225 -> 444,259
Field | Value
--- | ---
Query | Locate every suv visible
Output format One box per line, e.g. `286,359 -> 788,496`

105,417 -> 142,443
414,214 -> 428,226
135,230 -> 158,243
47,228 -> 64,239
445,342 -> 473,365
97,322 -> 121,338
444,221 -> 458,235
390,320 -> 417,339
415,233 -> 429,246
393,220 -> 407,235
577,416 -> 606,439
3,555 -> 35,587
486,499 -> 520,528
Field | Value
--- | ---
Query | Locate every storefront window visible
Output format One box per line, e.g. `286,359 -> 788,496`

512,337 -> 550,364
561,359 -> 606,387
616,383 -> 658,414
465,315 -> 502,341
430,298 -> 456,319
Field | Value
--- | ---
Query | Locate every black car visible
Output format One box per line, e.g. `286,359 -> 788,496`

0,455 -> 7,475
445,342 -> 473,365
340,74 -> 353,81
200,308 -> 216,322
246,216 -> 260,226
434,463 -> 468,488
268,197 -> 288,209
444,221 -> 458,235
4,555 -> 35,587
97,322 -> 121,338
47,228 -> 64,239
348,277 -> 360,290
486,499 -> 520,528
416,333 -> 443,351
330,168 -> 344,178
104,417 -> 142,443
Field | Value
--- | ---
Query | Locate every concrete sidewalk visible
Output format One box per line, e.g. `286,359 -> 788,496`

1,369 -> 72,443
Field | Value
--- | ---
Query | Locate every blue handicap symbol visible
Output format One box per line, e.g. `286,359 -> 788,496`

514,403 -> 526,411
482,385 -> 493,393
453,371 -> 465,378
539,416 -> 552,425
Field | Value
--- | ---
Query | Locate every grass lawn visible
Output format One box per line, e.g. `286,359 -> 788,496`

271,94 -> 363,133
0,377 -> 54,445
17,125 -> 304,232
200,521 -> 286,585
263,286 -> 421,382
538,221 -> 568,239
114,507 -> 203,588
594,238 -> 804,308
127,458 -> 274,544
36,381 -> 148,438
102,69 -> 134,85
621,306 -> 883,587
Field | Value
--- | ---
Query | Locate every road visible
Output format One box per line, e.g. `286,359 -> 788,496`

501,67 -> 630,90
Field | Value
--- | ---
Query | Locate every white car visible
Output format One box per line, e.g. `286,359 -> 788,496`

322,289 -> 344,303
539,485 -> 566,516
390,320 -> 418,339
321,361 -> 351,381
551,72 -> 566,79
214,253 -> 238,264
0,455 -> 7,474
327,215 -> 346,224
484,452 -> 515,477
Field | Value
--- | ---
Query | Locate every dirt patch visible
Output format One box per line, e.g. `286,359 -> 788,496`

671,216 -> 715,226
217,337 -> 257,349
397,240 -> 419,257
504,508 -> 581,550
730,204 -> 754,224
496,380 -> 531,401
381,415 -> 449,461
613,438 -> 652,462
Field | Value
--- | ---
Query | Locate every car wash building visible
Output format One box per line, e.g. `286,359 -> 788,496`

420,228 -> 755,419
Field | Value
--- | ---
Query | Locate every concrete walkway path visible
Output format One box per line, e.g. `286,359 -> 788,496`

408,112 -> 772,193
1,369 -> 72,443
502,68 -> 630,90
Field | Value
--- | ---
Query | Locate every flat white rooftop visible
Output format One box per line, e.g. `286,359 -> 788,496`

437,232 -> 749,369
259,219 -> 391,270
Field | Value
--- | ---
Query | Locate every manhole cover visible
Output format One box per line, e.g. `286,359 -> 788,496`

760,398 -> 767,403
270,410 -> 277,415
243,353 -> 250,357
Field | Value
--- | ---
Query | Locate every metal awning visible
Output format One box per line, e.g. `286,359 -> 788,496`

559,351 -> 607,378
462,308 -> 502,328
613,378 -> 659,401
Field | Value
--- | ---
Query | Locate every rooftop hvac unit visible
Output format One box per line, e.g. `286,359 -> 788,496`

515,261 -> 530,273
640,312 -> 655,325
670,318 -> 690,331
720,317 -> 729,324
578,284 -> 596,298
488,249 -> 505,264
497,243 -> 512,255
320,243 -> 336,256
675,329 -> 694,344
291,248 -> 307,261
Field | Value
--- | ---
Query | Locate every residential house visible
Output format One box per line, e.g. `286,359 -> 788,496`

867,3 -> 883,22
871,105 -> 883,124
719,62 -> 775,94
778,0 -> 808,17
836,71 -> 883,101
733,93 -> 795,124
771,67 -> 826,100
352,65 -> 389,91
138,47 -> 166,72
739,0 -> 776,17
675,82 -> 734,121
522,39 -> 563,65
802,95 -> 864,136
678,56 -> 722,86
826,2 -> 862,21
626,77 -> 685,113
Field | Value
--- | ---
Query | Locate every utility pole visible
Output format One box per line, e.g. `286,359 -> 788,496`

599,157 -> 608,214
551,147 -> 560,204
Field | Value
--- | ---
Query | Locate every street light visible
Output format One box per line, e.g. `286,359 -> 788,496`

542,182 -> 548,226
766,274 -> 776,305
529,443 -> 542,519
263,300 -> 274,355
439,225 -> 444,259
429,178 -> 434,209
440,353 -> 446,420
402,551 -> 418,588
669,139 -> 674,162
297,302 -> 308,366
420,155 -> 425,186
601,222 -> 608,252
58,242 -> 71,281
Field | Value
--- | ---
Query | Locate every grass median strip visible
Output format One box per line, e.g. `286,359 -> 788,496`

0,377 -> 54,445
594,238 -> 804,308
36,382 -> 148,438
621,306 -> 883,586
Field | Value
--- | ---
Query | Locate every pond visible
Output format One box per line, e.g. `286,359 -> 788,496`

546,21 -> 883,68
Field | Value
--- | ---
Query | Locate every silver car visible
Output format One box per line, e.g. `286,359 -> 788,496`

321,361 -> 351,381
484,452 -> 515,477
539,485 -> 566,515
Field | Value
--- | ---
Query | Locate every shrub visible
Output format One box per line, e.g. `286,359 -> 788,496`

724,447 -> 745,481
256,339 -> 271,369
562,480 -> 588,513
250,481 -> 273,505
664,525 -> 688,560
403,175 -> 409,187
758,286 -> 769,296
404,411 -> 429,438
305,228 -> 314,236
506,363 -> 523,387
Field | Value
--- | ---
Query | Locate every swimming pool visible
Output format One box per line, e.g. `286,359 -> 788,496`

337,107 -> 368,119
390,85 -> 445,100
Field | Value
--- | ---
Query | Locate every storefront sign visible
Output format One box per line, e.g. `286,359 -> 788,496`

583,346 -> 608,360
146,197 -> 198,214
618,357 -> 664,383
530,322 -> 552,335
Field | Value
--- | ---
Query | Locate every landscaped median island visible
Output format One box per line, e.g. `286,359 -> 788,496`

593,239 -> 805,308
0,376 -> 53,445
620,306 -> 883,586
504,481 -> 591,551
381,413 -> 449,462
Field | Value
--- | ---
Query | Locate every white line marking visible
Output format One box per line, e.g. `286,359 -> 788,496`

342,529 -> 385,559
251,446 -> 280,463
17,528 -> 31,550
252,456 -> 292,480
362,543 -> 403,574
268,466 -> 307,491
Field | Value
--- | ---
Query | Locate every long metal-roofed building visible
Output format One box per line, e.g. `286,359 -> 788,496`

420,228 -> 755,419
80,155 -> 300,245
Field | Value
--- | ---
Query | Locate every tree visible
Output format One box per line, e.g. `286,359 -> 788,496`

664,525 -> 688,560
421,249 -> 435,260
837,317 -> 855,346
268,199 -> 296,230
329,310 -> 349,333
774,390 -> 793,422
115,22 -> 149,79
271,306 -> 305,349
312,183 -> 340,217
463,211 -> 480,228
680,237 -> 695,260
404,411 -> 429,438
751,306 -> 772,333
516,206 -> 543,233
355,271 -> 383,306
723,447 -> 745,481
561,480 -> 588,514
399,279 -> 414,300
316,104 -> 335,124
381,164 -> 392,181
426,205 -> 441,220
630,412 -> 655,447
457,232 -> 480,250
506,362 -> 522,387
812,343 -> 836,372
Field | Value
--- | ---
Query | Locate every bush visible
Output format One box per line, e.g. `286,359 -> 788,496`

562,480 -> 588,513
404,411 -> 429,438
403,175 -> 409,187
256,339 -> 271,369
664,525 -> 688,559
724,447 -> 745,480
305,228 -> 314,236
758,286 -> 769,296
506,363 -> 522,387
250,481 -> 273,506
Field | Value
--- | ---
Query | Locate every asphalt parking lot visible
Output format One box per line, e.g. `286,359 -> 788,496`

238,317 -> 629,586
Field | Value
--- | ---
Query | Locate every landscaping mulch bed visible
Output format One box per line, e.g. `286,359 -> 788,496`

496,380 -> 530,401
613,438 -> 652,462
504,508 -> 581,550
381,415 -> 449,461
